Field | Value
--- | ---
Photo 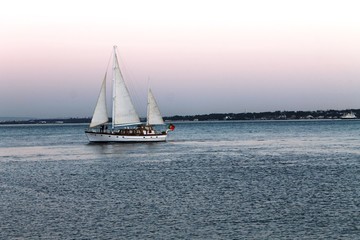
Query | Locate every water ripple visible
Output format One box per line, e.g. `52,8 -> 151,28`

1,121 -> 360,239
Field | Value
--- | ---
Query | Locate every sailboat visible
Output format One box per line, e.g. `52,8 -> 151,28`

340,111 -> 356,119
85,46 -> 174,142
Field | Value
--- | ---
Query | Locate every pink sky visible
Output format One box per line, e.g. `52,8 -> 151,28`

1,0 -> 360,118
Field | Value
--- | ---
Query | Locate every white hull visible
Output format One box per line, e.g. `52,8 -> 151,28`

85,131 -> 167,143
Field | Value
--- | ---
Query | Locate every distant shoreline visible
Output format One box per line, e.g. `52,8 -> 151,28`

1,109 -> 358,125
164,109 -> 359,122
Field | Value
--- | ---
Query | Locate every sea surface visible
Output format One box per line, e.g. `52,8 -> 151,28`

0,120 -> 359,239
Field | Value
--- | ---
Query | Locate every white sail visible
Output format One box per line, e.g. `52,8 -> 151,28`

89,75 -> 109,128
147,88 -> 164,125
112,46 -> 140,127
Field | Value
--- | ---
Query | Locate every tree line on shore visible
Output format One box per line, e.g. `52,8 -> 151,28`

164,109 -> 359,121
1,109 -> 358,124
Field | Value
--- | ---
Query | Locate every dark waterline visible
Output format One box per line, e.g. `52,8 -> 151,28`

1,121 -> 360,239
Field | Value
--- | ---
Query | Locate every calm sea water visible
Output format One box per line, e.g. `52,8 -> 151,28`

0,120 -> 359,239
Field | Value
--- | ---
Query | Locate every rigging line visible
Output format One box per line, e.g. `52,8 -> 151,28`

90,49 -> 113,121
105,48 -> 113,75
99,48 -> 113,79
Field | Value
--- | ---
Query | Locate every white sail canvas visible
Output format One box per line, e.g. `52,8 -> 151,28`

147,88 -> 164,125
89,75 -> 108,128
112,48 -> 140,127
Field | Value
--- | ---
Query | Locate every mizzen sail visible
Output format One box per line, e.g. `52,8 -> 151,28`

147,88 -> 164,125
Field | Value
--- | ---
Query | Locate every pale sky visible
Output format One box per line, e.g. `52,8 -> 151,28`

1,0 -> 360,118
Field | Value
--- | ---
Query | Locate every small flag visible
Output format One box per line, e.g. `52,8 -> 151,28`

168,123 -> 175,131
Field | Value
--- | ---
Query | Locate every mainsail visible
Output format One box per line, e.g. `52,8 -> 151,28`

89,74 -> 108,128
112,46 -> 140,127
147,88 -> 164,125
